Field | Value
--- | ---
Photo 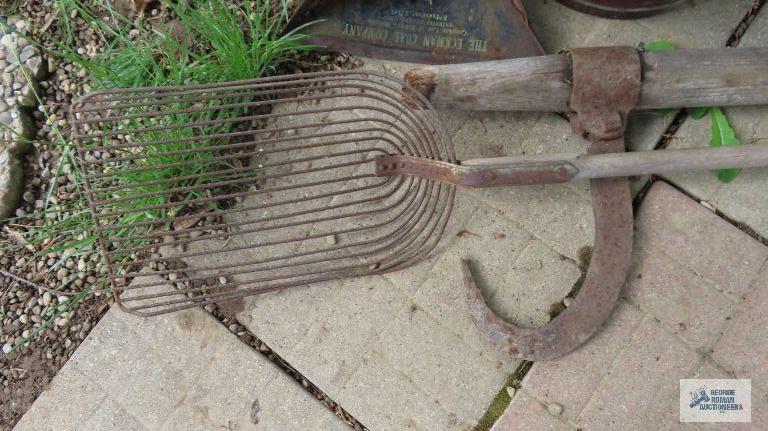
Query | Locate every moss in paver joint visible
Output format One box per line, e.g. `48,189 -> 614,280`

550,245 -> 592,319
474,361 -> 533,431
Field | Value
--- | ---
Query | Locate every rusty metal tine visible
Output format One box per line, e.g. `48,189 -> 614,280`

92,151 -> 385,208
116,178 -> 418,280
120,180 -> 442,301
97,176 -> 394,234
108,177 -> 415,265
73,71 -> 454,316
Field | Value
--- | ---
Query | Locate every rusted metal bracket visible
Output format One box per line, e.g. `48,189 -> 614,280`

375,154 -> 578,187
465,47 -> 640,361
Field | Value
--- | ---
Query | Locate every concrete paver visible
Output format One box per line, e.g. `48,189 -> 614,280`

624,242 -> 737,350
341,350 -> 471,431
374,307 -> 507,423
13,275 -> 346,431
291,276 -> 414,390
711,264 -> 768,396
491,390 -> 572,431
522,302 -> 644,423
663,8 -> 768,240
494,181 -> 768,430
577,316 -> 700,430
495,239 -> 581,328
635,182 -> 768,299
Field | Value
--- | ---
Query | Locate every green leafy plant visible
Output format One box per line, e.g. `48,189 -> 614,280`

643,40 -> 742,183
708,107 -> 742,182
644,40 -> 675,52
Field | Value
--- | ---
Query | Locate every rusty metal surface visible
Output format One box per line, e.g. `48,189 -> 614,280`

569,47 -> 642,141
288,0 -> 544,64
556,0 -> 685,19
72,71 -> 455,316
464,47 -> 640,360
375,154 -> 578,186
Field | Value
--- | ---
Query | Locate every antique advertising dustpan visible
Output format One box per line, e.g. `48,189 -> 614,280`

287,0 -> 544,63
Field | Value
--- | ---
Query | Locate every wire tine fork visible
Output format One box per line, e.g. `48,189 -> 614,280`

72,71 -> 456,316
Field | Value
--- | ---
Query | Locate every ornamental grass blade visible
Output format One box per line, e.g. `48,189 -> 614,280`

710,107 -> 742,183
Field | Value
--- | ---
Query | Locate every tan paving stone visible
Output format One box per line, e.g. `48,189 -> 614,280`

493,239 -> 581,328
67,311 -> 217,430
13,368 -> 114,431
522,301 -> 644,423
576,316 -> 700,430
340,351 -> 472,431
636,182 -> 768,299
374,307 -> 508,424
624,241 -> 739,350
290,275 -> 414,390
13,275 -> 345,431
79,396 -> 147,431
238,279 -> 343,355
490,390 -> 574,431
411,201 -> 532,325
711,264 -> 768,395
472,181 -> 595,260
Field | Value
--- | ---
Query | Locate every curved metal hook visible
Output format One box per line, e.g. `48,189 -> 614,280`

463,162 -> 633,361
464,47 -> 640,361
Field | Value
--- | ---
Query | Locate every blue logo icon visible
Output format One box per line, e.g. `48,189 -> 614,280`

689,387 -> 710,408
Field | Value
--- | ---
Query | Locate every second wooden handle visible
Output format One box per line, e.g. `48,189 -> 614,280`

403,47 -> 768,112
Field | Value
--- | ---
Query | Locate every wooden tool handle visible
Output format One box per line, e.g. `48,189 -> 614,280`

569,143 -> 768,180
403,48 -> 768,112
377,144 -> 768,186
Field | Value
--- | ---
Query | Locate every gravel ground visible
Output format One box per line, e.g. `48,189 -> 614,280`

0,1 -> 361,428
1,2 -> 115,427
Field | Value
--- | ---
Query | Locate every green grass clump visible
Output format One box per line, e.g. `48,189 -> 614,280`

0,0 -> 315,352
24,0 -> 314,258
54,0 -> 314,89
14,0 -> 312,254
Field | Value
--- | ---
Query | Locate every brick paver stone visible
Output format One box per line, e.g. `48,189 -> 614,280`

13,275 -> 346,431
491,390 -> 572,431
624,238 -> 738,350
494,180 -> 768,430
576,316 -> 700,430
711,264 -> 768,396
635,183 -> 768,299
522,301 -> 644,423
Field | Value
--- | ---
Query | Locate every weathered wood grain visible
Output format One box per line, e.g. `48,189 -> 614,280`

569,143 -> 768,180
403,48 -> 768,112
